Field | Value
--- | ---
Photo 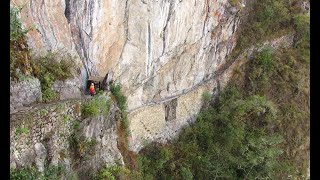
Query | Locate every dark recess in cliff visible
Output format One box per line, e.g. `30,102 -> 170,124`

64,0 -> 71,24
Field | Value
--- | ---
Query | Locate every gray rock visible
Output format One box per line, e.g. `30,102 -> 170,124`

229,7 -> 238,14
15,149 -> 36,168
53,77 -> 81,101
34,143 -> 47,172
10,77 -> 42,113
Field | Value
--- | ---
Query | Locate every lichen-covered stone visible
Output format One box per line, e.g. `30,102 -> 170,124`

34,143 -> 46,172
79,102 -> 124,172
53,77 -> 82,100
10,96 -> 123,174
10,77 -> 42,114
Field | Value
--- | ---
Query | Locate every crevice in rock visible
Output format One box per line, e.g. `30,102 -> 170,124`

202,0 -> 210,37
118,0 -> 130,71
146,21 -> 151,77
64,0 -> 71,24
124,0 -> 130,41
161,1 -> 174,56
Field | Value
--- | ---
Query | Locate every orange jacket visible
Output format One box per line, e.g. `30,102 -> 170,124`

90,85 -> 95,92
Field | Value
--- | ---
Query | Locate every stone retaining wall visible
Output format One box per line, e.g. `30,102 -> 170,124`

10,95 -> 123,175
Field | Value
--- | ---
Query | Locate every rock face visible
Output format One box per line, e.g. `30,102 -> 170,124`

15,0 -> 241,109
53,77 -> 82,100
10,77 -> 42,113
14,0 -> 244,152
10,96 -> 123,175
34,143 -> 47,172
77,102 -> 124,175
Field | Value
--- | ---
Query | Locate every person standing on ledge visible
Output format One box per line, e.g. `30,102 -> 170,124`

89,82 -> 95,96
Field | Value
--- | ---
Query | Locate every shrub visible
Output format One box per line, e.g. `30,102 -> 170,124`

136,42 -> 310,177
110,84 -> 127,111
95,165 -> 130,180
293,14 -> 310,44
232,0 -> 291,56
246,48 -> 275,95
202,91 -> 212,102
10,6 -> 28,42
137,99 -> 284,178
293,13 -> 310,63
110,83 -> 130,137
81,95 -> 111,118
32,52 -> 76,102
10,167 -> 39,180
15,127 -> 29,136
10,165 -> 72,180
10,6 -> 33,80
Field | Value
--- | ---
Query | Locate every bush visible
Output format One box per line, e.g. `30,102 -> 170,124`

10,165 -> 73,180
10,6 -> 33,81
32,52 -> 76,102
293,14 -> 310,44
10,6 -> 28,42
136,42 -> 309,178
10,167 -> 39,180
246,48 -> 275,95
137,94 -> 284,178
110,84 -> 127,111
110,83 -> 130,137
202,91 -> 212,102
232,0 -> 291,56
293,13 -> 310,63
81,95 -> 111,118
95,165 -> 130,180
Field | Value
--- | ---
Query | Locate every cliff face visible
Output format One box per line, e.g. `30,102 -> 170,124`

10,95 -> 124,175
15,0 -> 241,107
13,0 -> 243,151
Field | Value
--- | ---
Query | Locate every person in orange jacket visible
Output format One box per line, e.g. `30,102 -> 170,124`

89,82 -> 95,96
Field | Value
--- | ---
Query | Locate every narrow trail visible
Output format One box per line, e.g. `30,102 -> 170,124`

128,47 -> 242,113
128,34 -> 293,113
10,35 -> 292,117
10,95 -> 92,116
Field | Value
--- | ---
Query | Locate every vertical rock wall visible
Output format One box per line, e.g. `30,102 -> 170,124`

14,0 -> 243,109
13,0 -> 245,152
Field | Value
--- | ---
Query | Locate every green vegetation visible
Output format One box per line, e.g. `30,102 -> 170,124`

39,109 -> 49,116
133,89 -> 284,179
10,6 -> 33,80
68,120 -> 97,161
32,52 -> 76,102
110,84 -> 130,137
101,1 -> 309,178
110,84 -> 127,111
10,6 -> 76,102
231,0 -> 306,58
10,167 -> 39,180
229,0 -> 239,7
10,0 -> 309,179
201,91 -> 212,102
10,6 -> 28,42
10,165 -> 76,180
15,126 -> 29,136
81,95 -> 111,118
94,165 -> 131,180
125,45 -> 308,179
